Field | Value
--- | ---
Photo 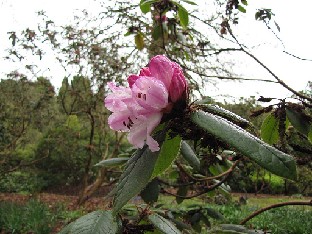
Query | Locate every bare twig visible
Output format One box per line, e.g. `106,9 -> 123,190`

227,26 -> 312,102
240,200 -> 312,225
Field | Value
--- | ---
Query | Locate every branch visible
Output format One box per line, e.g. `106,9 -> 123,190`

283,50 -> 312,62
227,26 -> 312,102
161,160 -> 239,199
182,65 -> 278,83
240,200 -> 312,225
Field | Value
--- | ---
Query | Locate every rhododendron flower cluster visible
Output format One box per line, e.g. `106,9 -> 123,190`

104,55 -> 187,152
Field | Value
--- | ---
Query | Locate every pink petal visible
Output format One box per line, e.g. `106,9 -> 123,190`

127,112 -> 162,152
104,82 -> 132,112
149,55 -> 173,90
169,62 -> 187,102
139,67 -> 152,76
127,75 -> 140,88
131,77 -> 168,111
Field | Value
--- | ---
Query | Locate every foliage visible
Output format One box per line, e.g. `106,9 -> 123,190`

0,170 -> 46,193
1,0 -> 312,233
216,204 -> 312,234
0,200 -> 57,234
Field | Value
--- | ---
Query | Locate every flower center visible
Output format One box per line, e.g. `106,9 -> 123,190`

137,92 -> 147,100
123,117 -> 135,129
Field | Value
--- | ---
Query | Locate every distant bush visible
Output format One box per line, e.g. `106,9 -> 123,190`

0,170 -> 46,193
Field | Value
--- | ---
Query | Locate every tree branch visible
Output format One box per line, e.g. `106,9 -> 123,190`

240,200 -> 312,225
227,26 -> 312,102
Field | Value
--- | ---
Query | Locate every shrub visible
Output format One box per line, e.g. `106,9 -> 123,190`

0,199 -> 56,234
0,170 -> 46,193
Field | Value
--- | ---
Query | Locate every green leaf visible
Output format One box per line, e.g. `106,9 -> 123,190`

286,107 -> 311,136
140,179 -> 160,204
197,104 -> 250,128
191,110 -> 297,180
140,0 -> 156,14
148,214 -> 181,234
180,141 -> 200,171
177,5 -> 189,28
260,113 -> 279,145
309,129 -> 312,143
238,5 -> 246,13
151,134 -> 181,178
152,25 -> 162,40
58,210 -> 121,234
124,31 -> 132,37
94,157 -> 129,167
135,33 -> 144,50
113,146 -> 159,213
241,0 -> 248,6
176,186 -> 188,204
204,207 -> 224,220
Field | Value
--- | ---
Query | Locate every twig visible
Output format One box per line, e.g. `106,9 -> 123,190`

227,26 -> 312,103
240,200 -> 312,225
161,160 -> 239,199
283,50 -> 312,62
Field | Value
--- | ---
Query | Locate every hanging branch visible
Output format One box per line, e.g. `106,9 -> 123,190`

227,26 -> 312,103
240,200 -> 312,225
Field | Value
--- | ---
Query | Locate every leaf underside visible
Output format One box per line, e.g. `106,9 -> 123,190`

58,210 -> 121,234
148,213 -> 182,234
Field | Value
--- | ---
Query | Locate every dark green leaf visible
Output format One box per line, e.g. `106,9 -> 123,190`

238,5 -> 246,13
204,207 -> 224,220
58,210 -> 121,234
309,129 -> 312,143
241,0 -> 248,6
201,214 -> 211,228
198,104 -> 250,128
151,134 -> 181,178
152,25 -> 162,40
140,0 -> 156,14
140,179 -> 160,204
94,157 -> 129,167
190,213 -> 202,232
177,5 -> 189,28
286,107 -> 311,136
148,214 -> 181,234
260,113 -> 279,145
124,31 -> 132,37
255,11 -> 261,20
191,110 -> 297,180
180,141 -> 200,171
135,33 -> 144,50
176,186 -> 188,204
113,146 -> 159,213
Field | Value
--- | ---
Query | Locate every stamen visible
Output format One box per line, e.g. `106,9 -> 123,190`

138,93 -> 142,98
143,94 -> 147,100
123,121 -> 126,126
128,117 -> 134,125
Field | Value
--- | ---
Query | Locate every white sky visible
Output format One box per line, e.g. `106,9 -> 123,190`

0,0 -> 311,101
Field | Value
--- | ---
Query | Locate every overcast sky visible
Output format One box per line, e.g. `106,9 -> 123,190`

0,0 -> 311,101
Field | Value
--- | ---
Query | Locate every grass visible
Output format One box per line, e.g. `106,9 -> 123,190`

157,194 -> 312,234
1,193 -> 311,233
0,199 -> 56,234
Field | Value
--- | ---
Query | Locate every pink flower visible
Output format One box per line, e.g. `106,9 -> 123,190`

104,55 -> 187,152
155,15 -> 167,22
